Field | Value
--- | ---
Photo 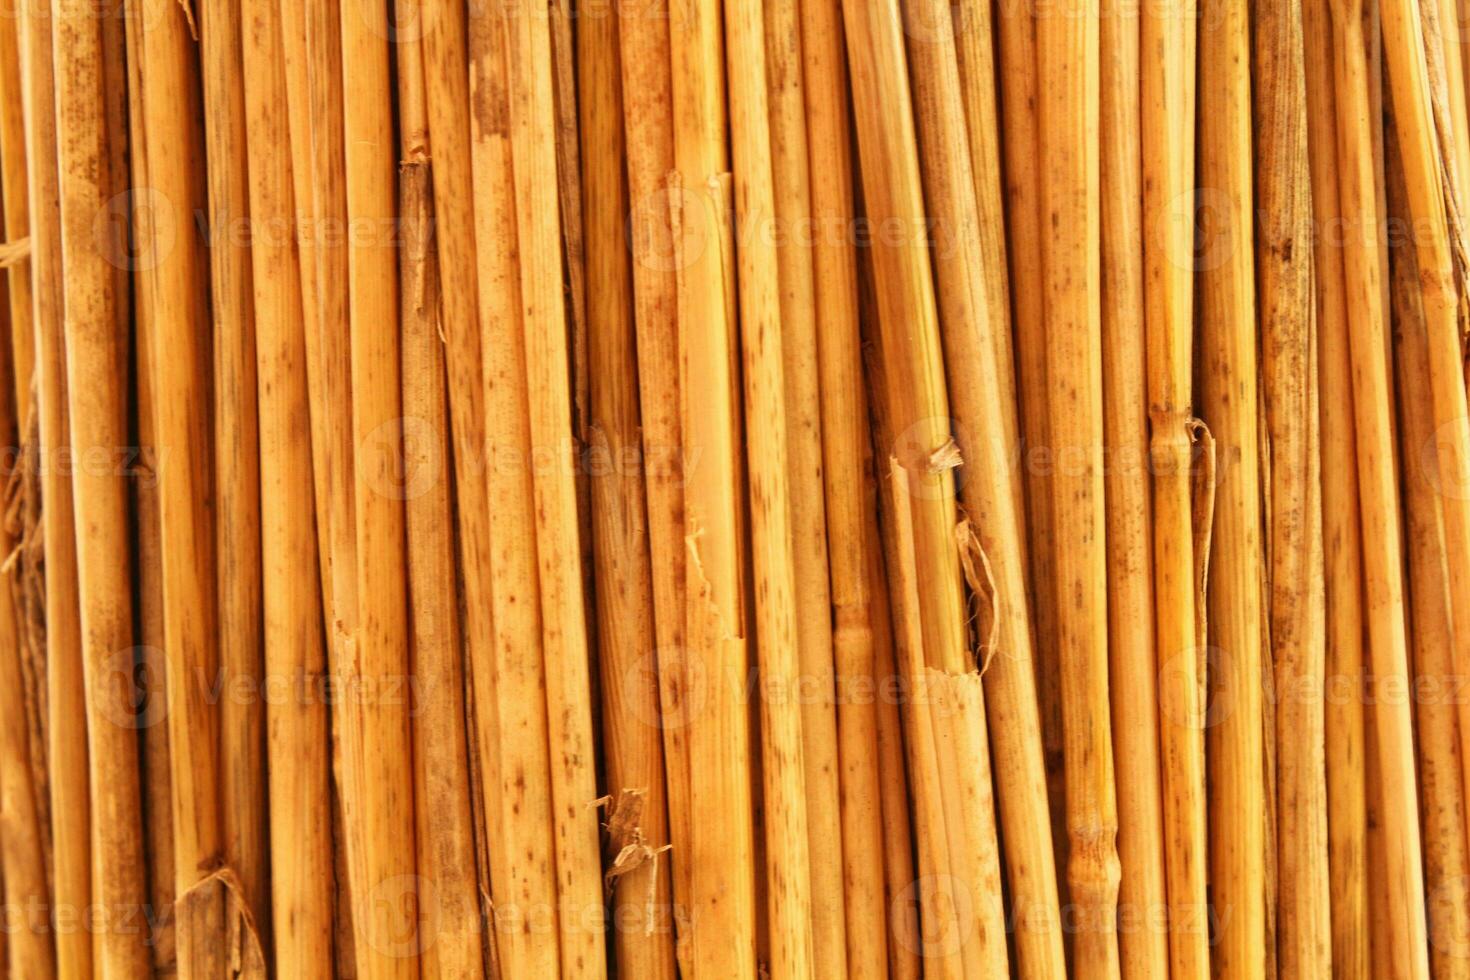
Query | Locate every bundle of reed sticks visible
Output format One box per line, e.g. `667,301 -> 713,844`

2,0 -> 1470,975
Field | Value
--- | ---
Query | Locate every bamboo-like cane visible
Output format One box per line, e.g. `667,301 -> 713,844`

26,0 -> 1470,971
337,0 -> 420,972
1458,0 -> 1470,260
555,14 -> 601,670
994,3 -> 1068,872
852,302 -> 923,979
201,0 -> 268,939
1420,0 -> 1470,402
1302,4 -> 1372,974
547,0 -> 596,652
1198,1 -> 1268,975
0,520 -> 47,976
902,0 -> 1067,973
132,0 -> 232,970
279,0 -> 356,651
841,0 -> 1009,973
119,27 -> 179,940
462,685 -> 497,980
861,367 -> 946,980
762,1 -> 848,971
240,0 -> 336,969
950,0 -> 1020,489
614,0 -> 693,952
500,0 -> 607,972
394,11 -> 485,977
7,358 -> 47,889
1365,0 -> 1393,334
1379,0 -> 1470,891
548,0 -> 587,445
0,390 -> 48,977
1389,124 -> 1470,977
724,0 -> 819,970
0,584 -> 51,980
1457,0 -> 1470,177
1252,0 -> 1332,971
1,396 -> 49,978
1329,0 -> 1433,972
1099,0 -> 1168,972
0,2 -> 31,422
802,0 -> 889,969
272,10 -> 359,937
128,219 -> 178,973
841,0 -> 966,683
863,506 -> 920,980
1141,0 -> 1208,972
1365,719 -> 1396,979
0,339 -> 52,980
21,1 -> 92,974
858,55 -> 999,980
118,17 -> 173,963
421,1 -> 503,970
468,5 -> 562,975
1398,342 -> 1470,979
1430,0 -> 1470,209
881,463 -> 966,980
667,0 -> 758,965
579,9 -> 677,976
1035,2 -> 1121,974
100,0 -> 129,358
52,0 -> 150,973
417,1 -> 502,975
